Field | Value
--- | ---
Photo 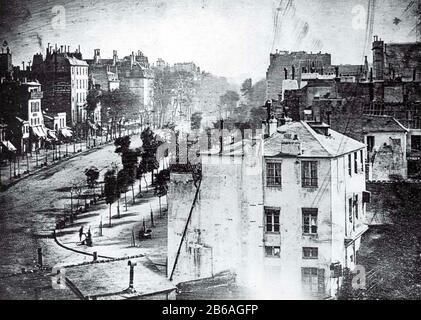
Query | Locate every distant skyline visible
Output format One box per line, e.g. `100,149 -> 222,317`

0,0 -> 418,84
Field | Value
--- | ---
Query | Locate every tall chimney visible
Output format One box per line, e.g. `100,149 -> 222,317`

292,65 -> 295,80
268,117 -> 278,136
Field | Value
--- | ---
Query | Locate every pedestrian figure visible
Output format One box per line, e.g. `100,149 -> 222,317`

85,227 -> 93,247
79,226 -> 84,242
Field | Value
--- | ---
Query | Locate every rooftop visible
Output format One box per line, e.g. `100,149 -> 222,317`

362,115 -> 408,133
264,121 -> 365,158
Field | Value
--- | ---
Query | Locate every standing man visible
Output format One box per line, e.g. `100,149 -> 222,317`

79,226 -> 84,242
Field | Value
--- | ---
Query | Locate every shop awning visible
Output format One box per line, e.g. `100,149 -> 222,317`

1,140 -> 17,152
47,130 -> 58,141
60,128 -> 73,138
31,126 -> 47,138
88,122 -> 98,130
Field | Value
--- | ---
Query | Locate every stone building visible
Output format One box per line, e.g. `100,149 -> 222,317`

372,35 -> 421,82
31,44 -> 89,128
266,50 -> 332,101
0,80 -> 46,153
86,49 -> 120,92
167,120 -> 369,299
117,51 -> 154,120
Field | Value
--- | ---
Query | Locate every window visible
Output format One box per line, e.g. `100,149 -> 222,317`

266,161 -> 282,187
265,246 -> 280,258
302,208 -> 318,235
349,198 -> 353,223
360,150 -> 364,171
367,136 -> 375,152
301,161 -> 318,187
303,247 -> 318,259
355,194 -> 359,219
354,152 -> 358,174
411,135 -> 421,151
265,208 -> 280,233
302,268 -> 325,294
31,102 -> 40,112
348,154 -> 352,176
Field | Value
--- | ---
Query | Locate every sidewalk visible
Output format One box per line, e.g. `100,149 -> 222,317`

0,135 -> 122,190
52,156 -> 171,298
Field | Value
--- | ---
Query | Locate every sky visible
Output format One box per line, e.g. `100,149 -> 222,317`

0,0 -> 419,84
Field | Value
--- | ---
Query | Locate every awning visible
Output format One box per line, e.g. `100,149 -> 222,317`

31,126 -> 47,138
1,140 -> 17,152
60,128 -> 73,138
47,129 -> 58,141
88,122 -> 98,130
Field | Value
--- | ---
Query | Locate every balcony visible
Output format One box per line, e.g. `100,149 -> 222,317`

30,91 -> 43,99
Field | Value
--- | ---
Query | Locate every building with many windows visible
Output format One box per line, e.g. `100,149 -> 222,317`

167,120 -> 369,299
31,44 -> 89,128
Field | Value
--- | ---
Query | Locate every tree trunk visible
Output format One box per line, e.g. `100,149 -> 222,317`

150,208 -> 154,227
117,197 -> 120,218
159,196 -> 162,217
132,184 -> 135,204
109,204 -> 112,227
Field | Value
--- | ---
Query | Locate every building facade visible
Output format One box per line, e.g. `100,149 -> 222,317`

167,121 -> 369,299
32,45 -> 89,128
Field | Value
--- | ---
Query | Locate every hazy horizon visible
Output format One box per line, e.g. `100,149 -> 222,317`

0,0 -> 418,85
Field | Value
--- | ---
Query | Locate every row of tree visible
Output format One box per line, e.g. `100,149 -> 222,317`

102,128 -> 170,225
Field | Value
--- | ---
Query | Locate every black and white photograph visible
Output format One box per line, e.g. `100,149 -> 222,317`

0,0 -> 420,303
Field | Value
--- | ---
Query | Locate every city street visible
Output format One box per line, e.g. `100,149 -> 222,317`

0,133 -> 167,298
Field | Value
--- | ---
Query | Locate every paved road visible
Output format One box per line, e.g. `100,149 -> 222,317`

0,136 -> 142,279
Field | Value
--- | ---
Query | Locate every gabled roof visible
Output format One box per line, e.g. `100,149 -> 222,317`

362,115 -> 408,133
264,121 -> 365,158
66,56 -> 88,66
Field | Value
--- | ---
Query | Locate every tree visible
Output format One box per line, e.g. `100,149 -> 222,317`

191,112 -> 203,130
140,127 -> 161,186
100,89 -> 139,139
114,136 -> 131,154
115,136 -> 141,203
104,169 -> 117,226
85,166 -> 99,200
154,169 -> 170,217
219,90 -> 240,117
117,169 -> 129,214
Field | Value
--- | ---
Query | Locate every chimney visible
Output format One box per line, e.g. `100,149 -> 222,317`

113,50 -> 117,65
292,65 -> 295,80
60,45 -> 64,52
284,68 -> 288,80
68,46 -> 70,53
268,117 -> 278,136
265,100 -> 272,122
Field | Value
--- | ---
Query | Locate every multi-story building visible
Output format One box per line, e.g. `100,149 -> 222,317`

117,51 -> 154,119
31,44 -> 89,128
266,50 -> 332,101
0,46 -> 13,80
167,120 -> 369,299
0,80 -> 46,152
86,49 -> 120,92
